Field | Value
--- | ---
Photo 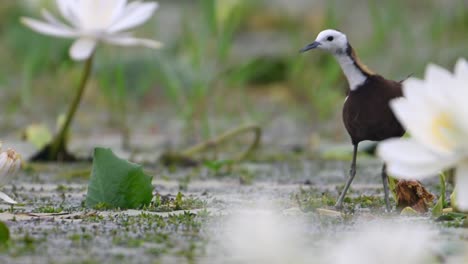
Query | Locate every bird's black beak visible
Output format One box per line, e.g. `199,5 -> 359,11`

300,41 -> 321,53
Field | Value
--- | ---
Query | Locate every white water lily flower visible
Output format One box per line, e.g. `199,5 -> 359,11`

21,0 -> 163,61
378,58 -> 468,211
0,148 -> 22,204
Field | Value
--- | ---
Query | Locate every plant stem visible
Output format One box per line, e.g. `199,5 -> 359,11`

181,123 -> 262,161
49,54 -> 94,159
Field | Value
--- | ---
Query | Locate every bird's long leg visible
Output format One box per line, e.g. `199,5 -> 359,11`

381,164 -> 391,212
335,143 -> 358,209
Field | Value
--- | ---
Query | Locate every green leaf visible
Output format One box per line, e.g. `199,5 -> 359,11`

201,0 -> 217,34
432,173 -> 446,217
432,198 -> 444,218
85,148 -> 153,209
0,221 -> 10,245
435,212 -> 467,222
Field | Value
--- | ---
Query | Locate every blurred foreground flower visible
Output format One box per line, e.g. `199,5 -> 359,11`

0,148 -> 22,204
378,59 -> 468,211
20,0 -> 162,161
328,221 -> 437,264
21,0 -> 162,60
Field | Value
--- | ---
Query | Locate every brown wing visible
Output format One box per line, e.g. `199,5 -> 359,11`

343,75 -> 405,144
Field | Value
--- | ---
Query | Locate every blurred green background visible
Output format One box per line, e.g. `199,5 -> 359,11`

1,0 -> 467,148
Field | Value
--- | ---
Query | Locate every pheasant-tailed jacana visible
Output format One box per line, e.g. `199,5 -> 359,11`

301,29 -> 405,211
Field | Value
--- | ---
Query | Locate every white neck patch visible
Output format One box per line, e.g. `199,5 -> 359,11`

334,54 -> 367,91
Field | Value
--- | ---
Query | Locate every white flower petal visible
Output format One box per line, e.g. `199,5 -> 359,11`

41,9 -> 74,30
110,0 -> 128,22
104,35 -> 163,49
389,98 -> 447,154
56,0 -> 80,27
402,78 -> 425,102
454,58 -> 468,83
2,159 -> 14,184
69,38 -> 97,61
378,138 -> 458,179
21,17 -> 77,38
25,0 -> 159,59
378,138 -> 445,164
387,162 -> 448,180
455,162 -> 468,211
0,149 -> 21,188
0,153 -> 8,187
402,79 -> 442,118
406,65 -> 457,114
0,191 -> 17,204
449,59 -> 468,135
424,63 -> 454,86
115,1 -> 146,20
108,2 -> 158,33
77,0 -> 123,30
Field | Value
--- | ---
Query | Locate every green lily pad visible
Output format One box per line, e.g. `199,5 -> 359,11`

0,221 -> 10,245
85,148 -> 153,209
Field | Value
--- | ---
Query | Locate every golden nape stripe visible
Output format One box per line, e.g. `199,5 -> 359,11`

349,46 -> 375,76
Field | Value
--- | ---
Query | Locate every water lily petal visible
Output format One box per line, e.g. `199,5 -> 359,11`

389,98 -> 448,154
402,78 -> 425,101
0,154 -> 8,187
387,162 -> 451,180
108,2 -> 158,33
41,9 -> 75,30
104,35 -> 163,49
378,138 -> 458,179
110,0 -> 129,22
77,0 -> 124,30
402,78 -> 443,118
69,38 -> 97,61
0,191 -> 17,204
449,59 -> 468,136
21,17 -> 77,38
378,138 -> 446,164
56,0 -> 80,27
404,74 -> 452,114
0,160 -> 14,187
454,58 -> 468,83
424,63 -> 455,88
455,162 -> 468,211
0,149 -> 21,188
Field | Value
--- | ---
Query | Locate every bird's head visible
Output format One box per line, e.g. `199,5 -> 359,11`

300,29 -> 348,55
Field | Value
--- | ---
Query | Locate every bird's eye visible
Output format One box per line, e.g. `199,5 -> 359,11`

327,36 -> 334,41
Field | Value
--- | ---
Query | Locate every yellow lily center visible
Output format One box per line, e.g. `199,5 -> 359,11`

431,112 -> 457,152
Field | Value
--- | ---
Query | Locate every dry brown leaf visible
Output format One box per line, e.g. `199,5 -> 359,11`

395,180 -> 435,213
